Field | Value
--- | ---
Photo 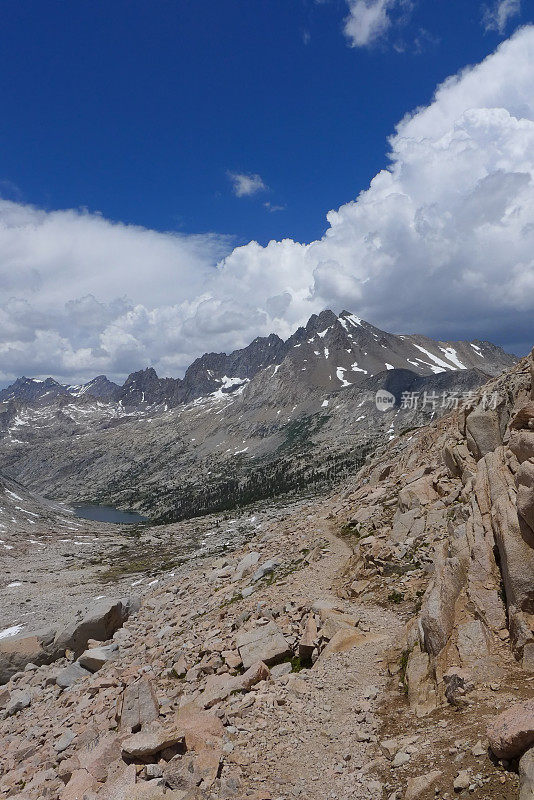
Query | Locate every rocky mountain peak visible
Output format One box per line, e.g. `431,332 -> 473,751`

0,376 -> 70,405
115,367 -> 183,406
306,308 -> 339,333
67,375 -> 120,401
279,310 -> 517,393
285,309 -> 339,348
157,332 -> 288,405
127,366 -> 159,382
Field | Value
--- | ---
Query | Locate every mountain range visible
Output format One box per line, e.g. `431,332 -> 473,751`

0,311 -> 517,521
0,310 -> 516,409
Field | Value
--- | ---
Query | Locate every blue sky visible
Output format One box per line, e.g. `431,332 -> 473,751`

1,0 -> 534,384
1,0 -> 529,246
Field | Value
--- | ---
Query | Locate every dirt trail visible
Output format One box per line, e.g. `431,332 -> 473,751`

227,517 -> 405,799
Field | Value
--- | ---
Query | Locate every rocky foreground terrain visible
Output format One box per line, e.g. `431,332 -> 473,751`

0,345 -> 533,799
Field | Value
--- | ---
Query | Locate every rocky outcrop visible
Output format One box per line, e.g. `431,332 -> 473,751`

487,699 -> 534,758
419,536 -> 468,657
396,348 -> 534,739
236,621 -> 291,669
511,402 -> 534,431
334,346 -> 532,728
0,597 -> 135,684
510,431 -> 534,465
465,406 -> 505,460
517,459 -> 534,535
0,628 -> 57,684
54,597 -> 135,658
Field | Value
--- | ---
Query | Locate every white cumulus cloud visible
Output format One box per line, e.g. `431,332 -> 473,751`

227,172 -> 267,197
1,27 -> 534,386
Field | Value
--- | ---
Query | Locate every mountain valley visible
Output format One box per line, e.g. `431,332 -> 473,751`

0,311 -> 516,521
